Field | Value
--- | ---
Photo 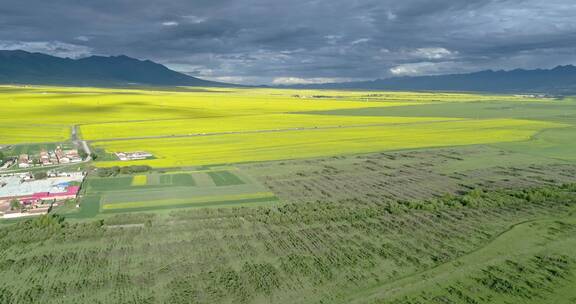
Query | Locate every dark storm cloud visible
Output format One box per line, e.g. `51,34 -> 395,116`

1,0 -> 576,84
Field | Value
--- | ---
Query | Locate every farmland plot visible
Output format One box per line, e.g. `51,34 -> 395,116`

75,168 -> 275,216
80,114 -> 460,141
91,119 -> 560,168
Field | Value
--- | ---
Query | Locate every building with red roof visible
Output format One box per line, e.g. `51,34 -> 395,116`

20,186 -> 80,205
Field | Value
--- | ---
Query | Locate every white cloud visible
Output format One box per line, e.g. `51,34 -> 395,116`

272,77 -> 354,85
0,40 -> 92,58
74,36 -> 91,42
351,38 -> 370,45
207,76 -> 245,83
390,62 -> 458,76
408,47 -> 457,60
324,35 -> 342,45
182,15 -> 207,24
161,21 -> 179,27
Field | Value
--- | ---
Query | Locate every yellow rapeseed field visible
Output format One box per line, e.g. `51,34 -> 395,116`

1,85 -> 449,144
0,124 -> 70,144
131,175 -> 148,186
92,119 -> 563,168
1,85 -> 562,168
80,114 -> 461,141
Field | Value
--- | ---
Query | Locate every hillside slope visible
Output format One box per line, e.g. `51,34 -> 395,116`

0,50 -> 228,87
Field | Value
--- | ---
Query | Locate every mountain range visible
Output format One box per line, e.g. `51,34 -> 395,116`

0,50 -> 226,87
1,49 -> 576,93
294,66 -> 576,94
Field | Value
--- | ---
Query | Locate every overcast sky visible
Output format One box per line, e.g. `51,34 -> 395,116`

1,0 -> 575,84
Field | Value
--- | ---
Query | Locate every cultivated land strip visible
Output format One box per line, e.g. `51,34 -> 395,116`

85,119 -> 467,143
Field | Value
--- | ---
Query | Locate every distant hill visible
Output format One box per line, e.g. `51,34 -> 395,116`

0,50 -> 229,87
294,66 -> 576,94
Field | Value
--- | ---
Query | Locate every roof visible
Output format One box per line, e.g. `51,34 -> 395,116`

20,186 -> 80,202
0,173 -> 84,199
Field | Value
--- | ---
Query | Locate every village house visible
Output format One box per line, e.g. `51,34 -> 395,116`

18,154 -> 31,168
49,151 -> 58,164
55,146 -> 67,163
40,149 -> 51,166
65,149 -> 83,163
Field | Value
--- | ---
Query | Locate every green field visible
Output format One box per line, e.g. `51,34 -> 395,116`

69,168 -> 276,216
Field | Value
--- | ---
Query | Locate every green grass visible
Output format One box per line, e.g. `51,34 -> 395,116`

102,195 -> 279,214
63,195 -> 101,219
493,126 -> 576,162
85,176 -> 133,191
309,100 -> 576,122
103,191 -> 275,209
167,173 -> 196,186
207,171 -> 245,186
353,215 -> 576,304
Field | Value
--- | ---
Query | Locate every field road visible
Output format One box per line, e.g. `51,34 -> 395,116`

86,119 -> 465,143
72,125 -> 92,156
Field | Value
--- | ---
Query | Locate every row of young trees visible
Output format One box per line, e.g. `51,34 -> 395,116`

0,184 -> 574,303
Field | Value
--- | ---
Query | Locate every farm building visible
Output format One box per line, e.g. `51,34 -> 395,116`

0,172 -> 85,218
40,149 -> 52,165
115,151 -> 153,161
18,154 -> 31,168
53,146 -> 83,164
20,186 -> 80,205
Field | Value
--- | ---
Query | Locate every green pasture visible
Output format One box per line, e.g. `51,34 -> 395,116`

493,126 -> 576,162
310,99 -> 576,121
